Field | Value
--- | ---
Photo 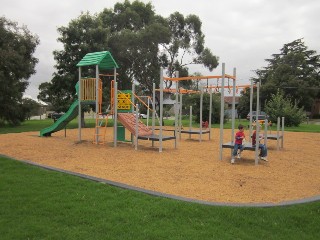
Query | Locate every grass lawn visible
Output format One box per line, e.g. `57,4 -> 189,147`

0,156 -> 319,240
1,118 -> 319,134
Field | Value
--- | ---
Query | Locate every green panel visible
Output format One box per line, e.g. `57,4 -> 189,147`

117,125 -> 126,141
117,125 -> 131,142
76,51 -> 119,70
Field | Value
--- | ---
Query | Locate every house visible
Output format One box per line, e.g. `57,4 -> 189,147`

224,96 -> 240,119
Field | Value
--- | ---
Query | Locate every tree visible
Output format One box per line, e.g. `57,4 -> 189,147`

99,0 -> 171,94
265,89 -> 305,127
183,93 -> 221,124
21,98 -> 41,120
38,12 -> 110,112
236,87 -> 251,118
253,38 -> 320,112
160,12 -> 219,88
38,0 -> 219,115
0,17 -> 39,125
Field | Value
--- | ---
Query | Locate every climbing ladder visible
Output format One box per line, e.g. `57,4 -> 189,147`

92,79 -> 108,144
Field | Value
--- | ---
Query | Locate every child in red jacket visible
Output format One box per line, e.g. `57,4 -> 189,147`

231,124 -> 245,164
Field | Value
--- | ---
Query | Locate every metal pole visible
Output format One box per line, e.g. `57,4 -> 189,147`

219,63 -> 225,160
231,68 -> 236,144
281,117 -> 285,148
113,81 -> 118,147
189,106 -> 192,139
159,67 -> 164,152
179,92 -> 183,140
131,83 -> 135,113
95,65 -> 99,144
255,81 -> 260,165
147,97 -> 150,128
175,71 -> 179,146
249,79 -> 253,142
277,117 -> 280,150
78,67 -> 82,142
135,104 -> 139,150
264,118 -> 268,147
200,86 -> 203,142
209,88 -> 212,140
152,83 -> 156,147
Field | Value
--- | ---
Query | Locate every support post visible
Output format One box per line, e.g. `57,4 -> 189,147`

78,67 -> 82,142
95,65 -> 99,144
152,83 -> 156,147
174,71 -> 179,147
189,106 -> 192,139
281,117 -> 285,148
200,86 -> 203,142
264,119 -> 268,148
179,92 -> 183,140
255,81 -> 260,165
146,97 -> 150,128
249,79 -> 254,142
159,67 -> 164,152
135,104 -> 139,150
231,68 -> 236,145
131,84 -> 135,113
113,81 -> 118,147
277,117 -> 280,150
219,63 -> 225,160
209,88 -> 213,140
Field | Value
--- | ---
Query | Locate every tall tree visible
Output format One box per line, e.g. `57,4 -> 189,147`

253,38 -> 320,112
99,0 -> 171,94
160,12 -> 219,88
0,17 -> 39,125
38,12 -> 110,112
38,0 -> 219,112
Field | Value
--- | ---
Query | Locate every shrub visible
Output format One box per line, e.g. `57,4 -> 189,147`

265,89 -> 306,127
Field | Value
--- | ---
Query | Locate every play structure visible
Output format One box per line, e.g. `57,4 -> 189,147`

162,72 -> 240,142
39,82 -> 95,137
40,51 -> 176,152
218,63 -> 285,165
39,51 -> 285,159
156,87 -> 211,141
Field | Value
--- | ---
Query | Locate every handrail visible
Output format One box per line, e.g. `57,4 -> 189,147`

133,93 -> 154,112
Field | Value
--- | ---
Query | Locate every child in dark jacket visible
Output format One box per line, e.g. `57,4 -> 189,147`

252,127 -> 268,161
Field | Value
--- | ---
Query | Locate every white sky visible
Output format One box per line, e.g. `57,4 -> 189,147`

2,0 -> 320,98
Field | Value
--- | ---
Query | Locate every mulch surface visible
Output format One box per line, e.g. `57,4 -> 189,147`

1,127 -> 319,204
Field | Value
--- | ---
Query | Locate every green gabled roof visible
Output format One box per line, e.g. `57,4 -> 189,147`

76,51 -> 119,69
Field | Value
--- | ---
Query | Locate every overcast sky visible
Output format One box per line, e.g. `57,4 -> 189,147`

2,0 -> 320,99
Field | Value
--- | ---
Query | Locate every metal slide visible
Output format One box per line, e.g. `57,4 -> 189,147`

39,100 -> 79,137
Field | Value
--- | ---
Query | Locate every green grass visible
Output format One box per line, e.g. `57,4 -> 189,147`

1,118 -> 319,134
0,156 -> 319,240
0,119 -> 96,134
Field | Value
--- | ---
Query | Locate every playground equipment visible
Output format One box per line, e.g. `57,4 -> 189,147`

163,73 -> 231,142
219,67 -> 285,165
219,71 -> 269,165
264,117 -> 284,150
39,51 -> 176,152
39,82 -> 95,137
247,80 -> 285,151
156,86 -> 211,141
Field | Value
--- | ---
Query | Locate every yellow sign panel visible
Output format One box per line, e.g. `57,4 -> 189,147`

117,93 -> 131,110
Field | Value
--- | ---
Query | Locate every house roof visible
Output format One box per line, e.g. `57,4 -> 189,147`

224,96 -> 240,104
76,51 -> 119,70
